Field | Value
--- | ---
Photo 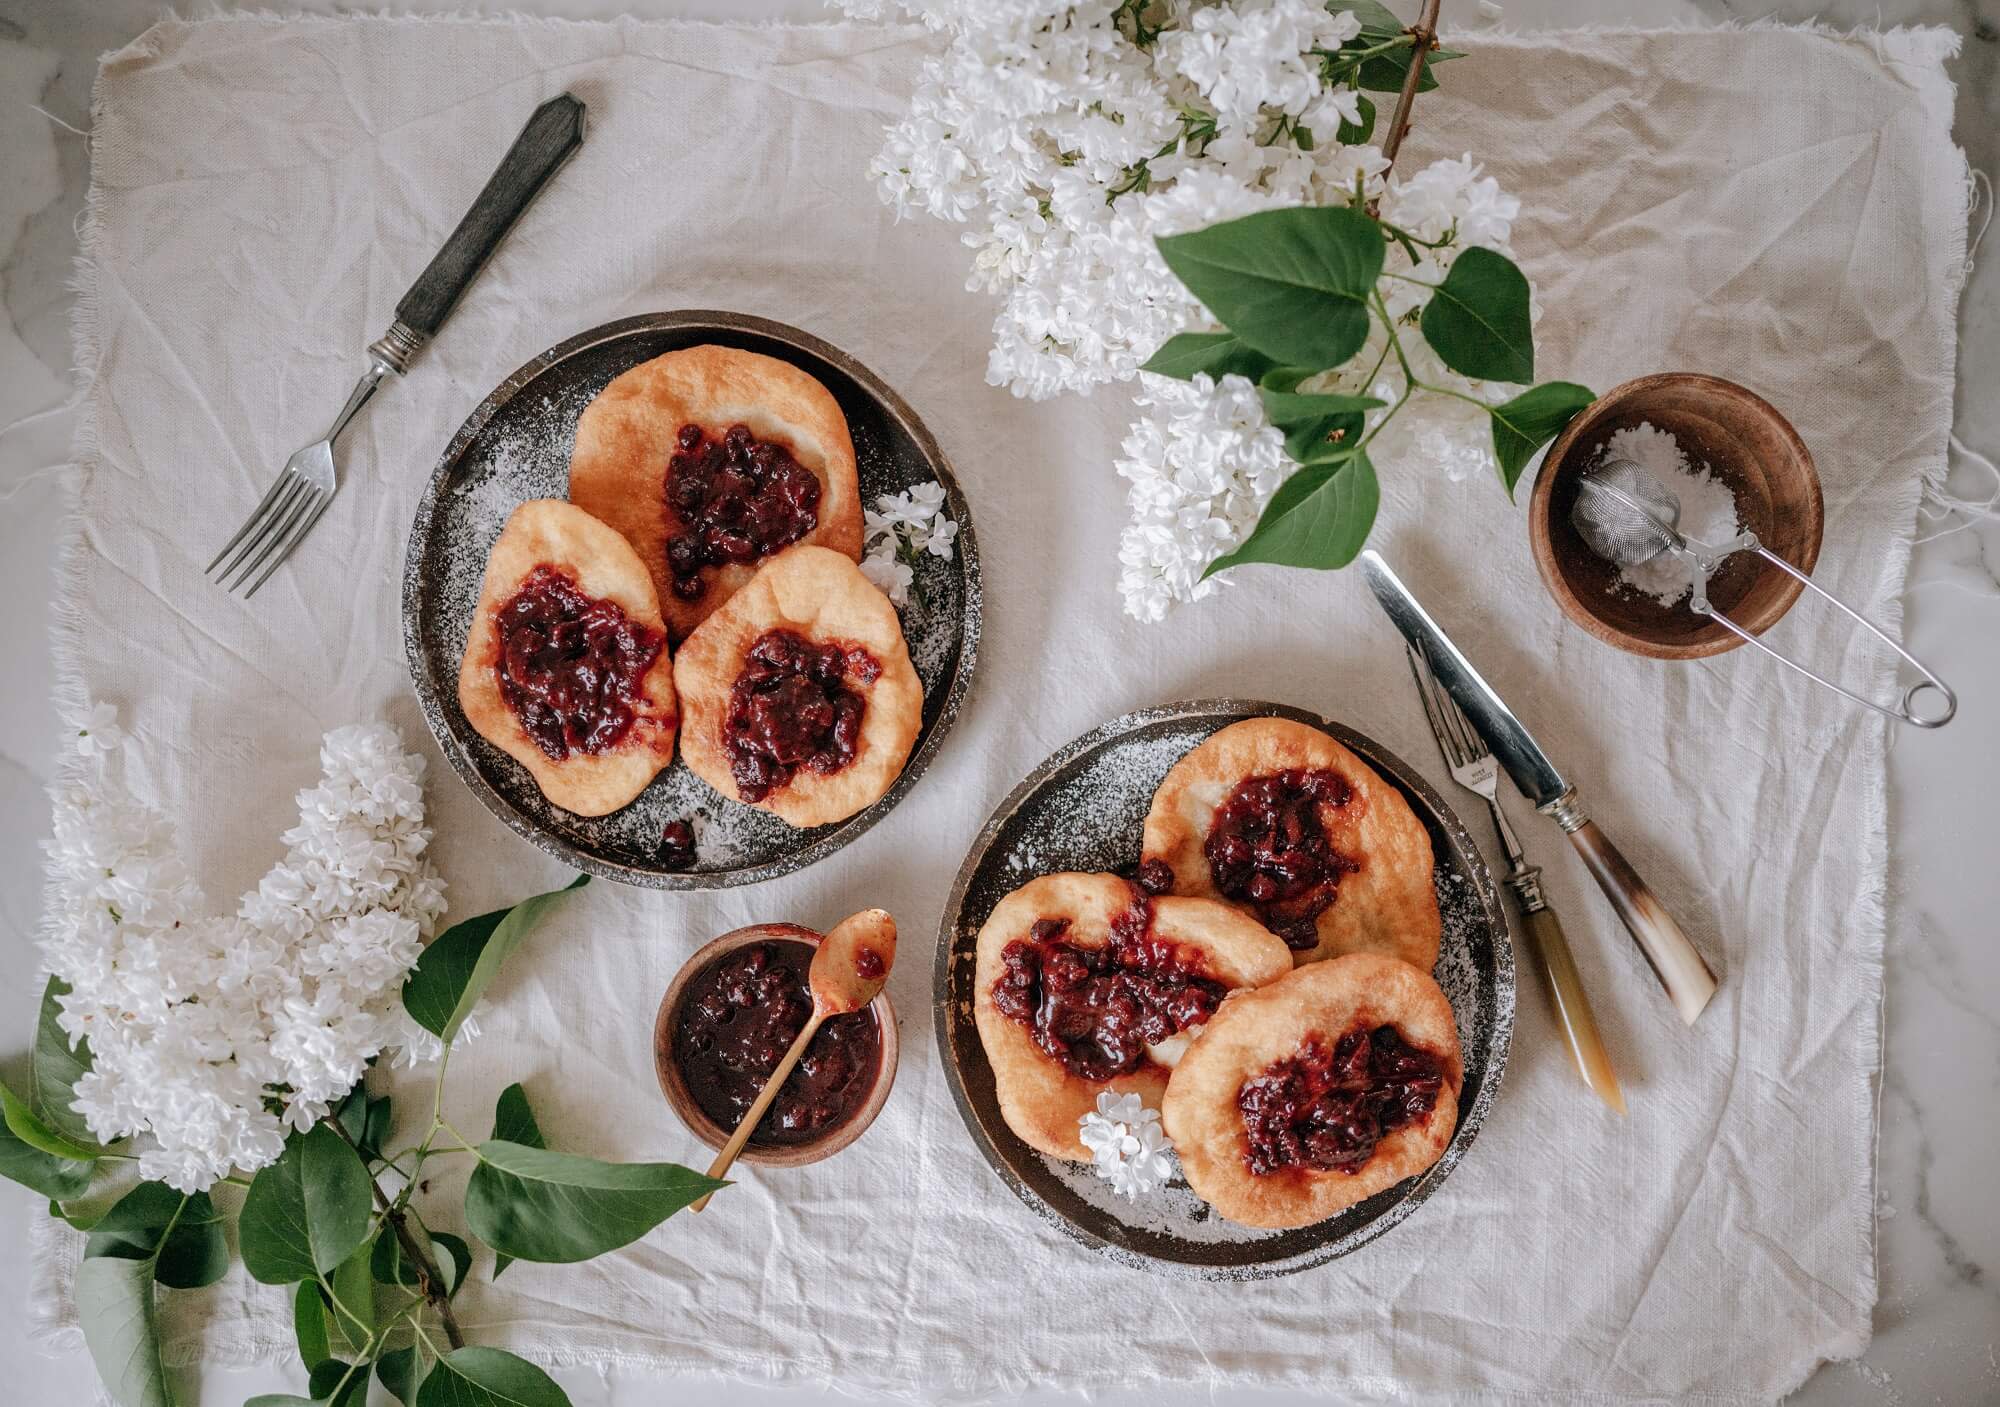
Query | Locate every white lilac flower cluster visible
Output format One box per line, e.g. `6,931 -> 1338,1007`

1077,1091 -> 1177,1199
41,707 -> 448,1192
839,0 -> 1529,620
861,482 -> 959,607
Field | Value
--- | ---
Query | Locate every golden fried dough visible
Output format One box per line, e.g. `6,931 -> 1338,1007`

972,873 -> 1292,1162
456,499 -> 678,817
1162,954 -> 1462,1230
673,545 -> 920,828
1141,717 -> 1442,969
569,344 -> 862,641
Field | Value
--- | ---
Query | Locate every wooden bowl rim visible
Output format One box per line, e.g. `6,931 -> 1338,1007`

653,922 -> 900,1169
1527,372 -> 1824,661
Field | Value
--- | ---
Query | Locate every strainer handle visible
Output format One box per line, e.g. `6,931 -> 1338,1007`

1701,548 -> 1957,728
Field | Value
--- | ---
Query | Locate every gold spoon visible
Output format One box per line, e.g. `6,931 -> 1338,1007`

690,908 -> 897,1211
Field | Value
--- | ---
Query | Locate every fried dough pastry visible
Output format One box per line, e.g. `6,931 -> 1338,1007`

457,499 -> 678,817
569,344 -> 862,641
1162,953 -> 1462,1229
972,872 -> 1292,1161
1141,717 -> 1441,969
673,545 -> 920,828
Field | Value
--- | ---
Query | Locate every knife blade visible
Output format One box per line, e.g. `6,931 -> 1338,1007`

1361,550 -> 1719,1025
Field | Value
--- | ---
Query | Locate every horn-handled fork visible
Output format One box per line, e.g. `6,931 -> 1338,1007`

207,92 -> 587,598
1407,645 -> 1626,1114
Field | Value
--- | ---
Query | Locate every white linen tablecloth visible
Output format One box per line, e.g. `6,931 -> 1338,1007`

31,14 -> 1967,1403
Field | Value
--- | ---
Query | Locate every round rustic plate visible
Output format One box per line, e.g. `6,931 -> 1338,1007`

935,700 -> 1513,1279
404,312 -> 980,888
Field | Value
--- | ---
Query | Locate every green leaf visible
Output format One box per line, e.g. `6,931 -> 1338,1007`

239,1123 -> 375,1284
1138,331 -> 1277,384
403,875 -> 589,1043
51,1159 -> 143,1230
335,1085 -> 393,1165
33,976 -> 100,1147
0,1101 -> 93,1199
465,1142 -> 726,1265
1337,93 -> 1376,145
309,1359 -> 369,1407
377,1346 -> 426,1406
1,1077 -> 103,1162
84,1182 -> 227,1290
328,1233 -> 377,1350
293,1280 -> 332,1373
1155,207 -> 1384,368
75,1253 -> 169,1407
1488,382 -> 1596,496
1203,451 -> 1381,578
489,1085 -> 546,1280
374,1220 -> 470,1298
1418,247 -> 1536,384
416,1347 -> 568,1407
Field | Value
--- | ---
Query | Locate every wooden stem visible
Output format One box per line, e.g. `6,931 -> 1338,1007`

321,1115 -> 466,1350
1380,0 -> 1443,171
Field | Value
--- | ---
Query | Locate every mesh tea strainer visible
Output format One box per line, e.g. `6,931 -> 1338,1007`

1572,460 -> 1956,727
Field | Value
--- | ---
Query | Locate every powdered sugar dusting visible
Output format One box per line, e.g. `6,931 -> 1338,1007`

1598,421 -> 1743,607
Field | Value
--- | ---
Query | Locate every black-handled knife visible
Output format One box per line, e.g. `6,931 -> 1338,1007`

1361,549 -> 1719,1025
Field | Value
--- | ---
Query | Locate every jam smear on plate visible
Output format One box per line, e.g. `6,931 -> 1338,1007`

1236,1025 -> 1446,1177
989,895 -> 1227,1082
724,629 -> 878,802
664,422 -> 821,600
1203,767 -> 1360,949
656,819 -> 697,871
673,940 -> 881,1146
494,565 -> 665,762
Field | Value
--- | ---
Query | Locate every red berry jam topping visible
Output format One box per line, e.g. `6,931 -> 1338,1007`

1237,1025 -> 1446,1177
664,422 -> 821,600
854,946 -> 886,981
672,940 -> 881,1146
1133,858 -> 1176,896
989,897 -> 1227,1083
724,629 -> 879,802
1204,768 -> 1359,949
494,566 -> 665,762
656,819 -> 696,871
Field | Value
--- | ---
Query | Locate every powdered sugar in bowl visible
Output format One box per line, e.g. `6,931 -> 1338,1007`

1527,373 -> 1824,660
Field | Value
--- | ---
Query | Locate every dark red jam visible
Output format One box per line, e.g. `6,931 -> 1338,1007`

656,819 -> 696,871
664,422 -> 821,600
989,898 -> 1227,1083
1134,858 -> 1176,896
1237,1025 -> 1446,1177
494,566 -> 666,762
854,946 -> 886,981
1204,768 -> 1359,949
672,940 -> 881,1147
724,630 -> 879,802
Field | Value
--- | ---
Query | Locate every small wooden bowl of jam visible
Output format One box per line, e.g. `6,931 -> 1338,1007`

654,923 -> 898,1167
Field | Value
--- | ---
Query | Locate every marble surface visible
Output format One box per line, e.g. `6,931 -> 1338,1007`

0,1 -> 1993,1403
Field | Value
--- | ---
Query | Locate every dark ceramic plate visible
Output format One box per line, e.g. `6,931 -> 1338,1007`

935,700 -> 1514,1279
403,312 -> 980,888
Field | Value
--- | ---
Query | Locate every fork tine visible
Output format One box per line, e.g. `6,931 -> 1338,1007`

213,475 -> 308,582
242,491 -> 331,599
227,485 -> 316,591
1406,645 -> 1467,768
1437,670 -> 1486,761
206,473 -> 295,574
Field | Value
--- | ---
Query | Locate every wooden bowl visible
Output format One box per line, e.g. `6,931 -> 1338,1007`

654,923 -> 898,1168
1528,373 -> 1823,659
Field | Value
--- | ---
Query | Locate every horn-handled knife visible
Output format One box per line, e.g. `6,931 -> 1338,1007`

1361,551 -> 1718,1025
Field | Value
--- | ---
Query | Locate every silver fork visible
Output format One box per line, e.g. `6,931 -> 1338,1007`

206,93 -> 587,598
1406,645 -> 1627,1113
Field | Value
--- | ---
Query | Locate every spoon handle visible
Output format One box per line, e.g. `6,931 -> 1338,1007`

691,1011 -> 823,1212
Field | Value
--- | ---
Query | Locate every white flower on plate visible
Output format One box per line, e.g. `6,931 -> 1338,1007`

40,711 -> 448,1192
861,484 -> 957,608
1078,1091 -> 1177,1200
